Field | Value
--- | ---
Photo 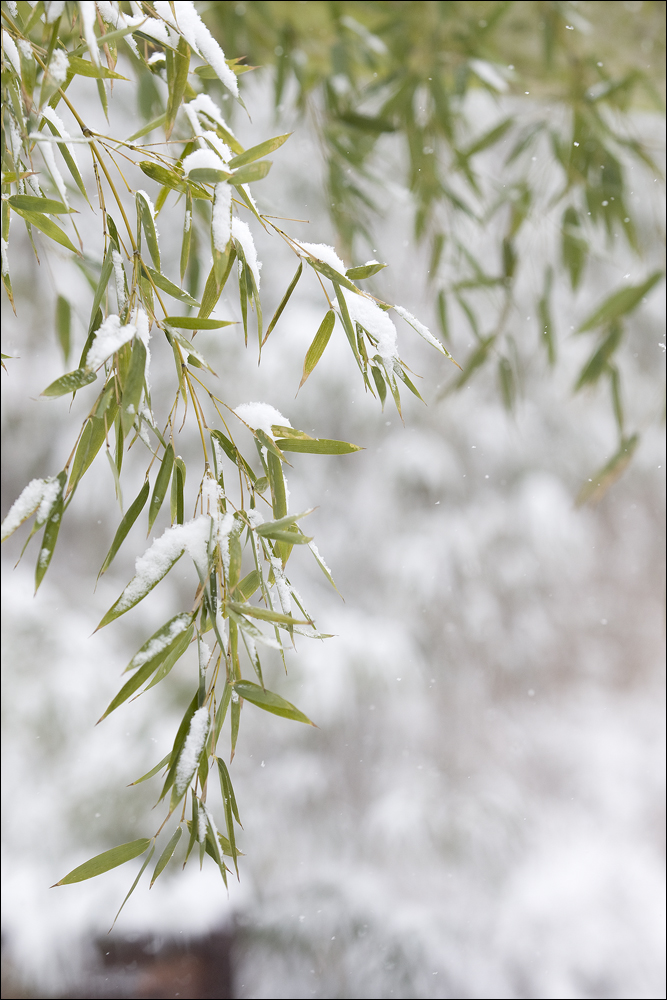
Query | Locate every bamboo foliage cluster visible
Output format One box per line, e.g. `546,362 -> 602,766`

1,0 -> 457,911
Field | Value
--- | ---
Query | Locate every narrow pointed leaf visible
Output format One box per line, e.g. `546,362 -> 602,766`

99,479 -> 149,575
136,192 -> 160,269
148,444 -> 174,533
577,272 -> 663,332
129,753 -> 170,786
233,680 -> 315,725
164,316 -> 233,330
263,261 -> 302,345
11,207 -> 78,254
145,266 -> 198,307
42,367 -> 97,397
121,338 -> 147,436
275,437 -> 362,455
8,196 -> 71,214
226,602 -> 308,625
299,309 -> 335,388
110,844 -> 155,930
166,37 -> 190,140
229,161 -> 272,185
150,827 -> 183,887
55,839 -> 151,885
345,262 -> 387,279
229,134 -> 290,169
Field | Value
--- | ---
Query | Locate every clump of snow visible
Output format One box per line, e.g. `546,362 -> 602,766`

1,238 -> 9,278
296,241 -> 347,275
153,1 -> 238,96
79,1 -> 100,67
48,48 -> 69,85
175,706 -> 210,794
308,541 -> 332,577
270,556 -> 292,615
216,512 -> 235,575
198,638 -> 212,671
115,516 -> 212,614
234,402 -> 291,440
186,94 -> 238,142
247,509 -> 265,528
231,219 -> 261,290
1,477 -> 59,542
85,314 -> 137,370
212,183 -> 232,251
197,801 -> 208,842
35,135 -> 69,208
2,31 -> 21,76
201,131 -> 231,163
344,292 -> 398,363
201,472 -> 224,515
41,109 -> 80,171
182,148 -> 228,177
129,614 -> 192,670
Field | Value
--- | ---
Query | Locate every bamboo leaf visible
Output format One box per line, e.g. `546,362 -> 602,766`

121,338 -> 146,436
148,444 -> 174,533
136,192 -> 160,270
42,367 -> 97,397
145,266 -> 199,308
576,435 -> 640,506
159,693 -> 198,803
299,309 -> 335,388
34,472 -> 66,592
55,295 -> 71,363
166,37 -> 191,140
263,261 -> 302,345
109,845 -> 155,931
11,207 -> 79,254
229,161 -> 272,185
164,316 -> 233,330
226,601 -> 308,625
128,753 -> 170,786
233,680 -> 315,725
229,134 -> 290,168
66,55 -> 127,80
345,262 -> 387,279
150,827 -> 183,887
99,479 -> 149,575
54,839 -> 151,885
8,196 -> 71,214
275,437 -> 362,455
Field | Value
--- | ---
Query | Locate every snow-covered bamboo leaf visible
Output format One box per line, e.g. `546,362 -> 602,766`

229,134 -> 290,169
346,261 -> 387,279
233,680 -> 315,726
54,839 -> 151,885
159,693 -> 199,804
41,114 -> 90,205
180,189 -> 193,283
299,309 -> 335,388
42,367 -> 97,397
98,656 -> 168,722
169,706 -> 210,811
275,437 -> 362,455
148,444 -> 174,534
99,479 -> 149,575
150,827 -> 182,888
255,510 -> 313,535
143,625 -> 194,692
34,472 -> 66,591
144,266 -> 199,307
125,613 -> 194,675
229,160 -> 272,186
577,272 -> 663,332
308,258 -> 360,295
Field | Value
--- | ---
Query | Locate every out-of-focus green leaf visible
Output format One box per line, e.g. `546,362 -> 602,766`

233,680 -> 315,725
497,357 -> 515,411
575,322 -> 623,390
54,839 -> 151,885
576,435 -> 640,506
577,272 -> 663,332
55,296 -> 71,363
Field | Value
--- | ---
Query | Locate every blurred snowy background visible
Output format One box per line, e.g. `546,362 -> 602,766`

2,66 -> 665,1000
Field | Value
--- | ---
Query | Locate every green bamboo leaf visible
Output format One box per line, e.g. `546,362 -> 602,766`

11,207 -> 79,254
125,613 -> 193,674
464,117 -> 513,157
136,192 -> 160,269
150,827 -> 183,887
267,451 -> 287,522
199,247 -> 237,319
170,457 -> 186,525
299,309 -> 335,388
139,161 -> 200,197
42,367 -> 97,398
180,190 -> 193,283
148,444 -> 174,533
254,510 -> 313,535
144,266 -> 199,308
334,286 -> 363,368
308,258 -> 361,296
188,167 -> 233,184
8,196 -> 70,214
216,758 -> 239,874
233,680 -> 315,725
345,262 -> 387,279
128,753 -> 170,786
41,116 -> 90,204
143,625 -> 194,692
275,437 -> 362,455
164,316 -> 233,330
126,113 -> 168,142
232,569 -> 261,602
228,133 -> 291,169
255,429 -> 286,463
575,323 -> 623,390
263,261 -> 302,345
229,160 -> 272,185
166,37 -> 191,140
66,55 -> 128,80
68,417 -> 107,493
260,528 -> 312,544
99,479 -> 149,575
121,338 -> 147,436
226,601 -> 308,625
54,839 -> 151,885
577,272 -> 663,332
167,329 -> 217,375
109,843 -> 156,931
497,357 -> 515,411
98,657 -> 166,722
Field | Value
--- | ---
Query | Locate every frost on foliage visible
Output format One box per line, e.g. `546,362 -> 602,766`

270,556 -> 292,615
2,31 -> 21,76
41,109 -> 79,170
212,183 -> 232,251
130,614 -> 192,669
1,478 -> 60,542
153,1 -> 239,97
85,314 -> 137,370
175,707 -> 210,794
234,402 -> 291,439
231,219 -> 261,290
35,135 -> 69,208
116,516 -> 213,615
1,239 -> 9,278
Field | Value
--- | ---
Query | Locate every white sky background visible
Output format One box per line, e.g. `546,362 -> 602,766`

1,59 -> 665,1000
